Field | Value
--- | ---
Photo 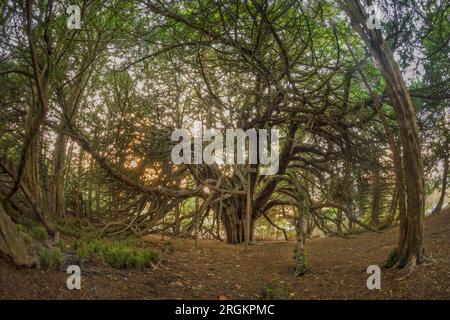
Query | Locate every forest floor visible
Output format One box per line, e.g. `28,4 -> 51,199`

1,207 -> 450,300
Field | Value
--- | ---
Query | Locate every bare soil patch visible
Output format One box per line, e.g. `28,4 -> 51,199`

1,208 -> 449,299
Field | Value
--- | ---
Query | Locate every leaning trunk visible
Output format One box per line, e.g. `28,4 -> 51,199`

0,203 -> 37,267
339,0 -> 425,268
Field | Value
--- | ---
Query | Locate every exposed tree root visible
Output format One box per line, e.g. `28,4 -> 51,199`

396,256 -> 417,281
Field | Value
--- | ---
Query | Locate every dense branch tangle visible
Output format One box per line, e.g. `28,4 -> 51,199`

0,1 -> 447,269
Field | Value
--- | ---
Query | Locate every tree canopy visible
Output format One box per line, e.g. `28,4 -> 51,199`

0,0 -> 448,274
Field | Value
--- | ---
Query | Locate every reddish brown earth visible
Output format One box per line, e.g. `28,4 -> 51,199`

1,208 -> 449,300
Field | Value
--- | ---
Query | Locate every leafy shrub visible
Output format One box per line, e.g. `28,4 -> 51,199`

57,239 -> 65,251
16,224 -> 32,243
262,280 -> 291,300
75,240 -> 90,259
39,247 -> 63,269
75,238 -> 159,268
26,223 -> 48,241
22,232 -> 32,244
384,248 -> 398,268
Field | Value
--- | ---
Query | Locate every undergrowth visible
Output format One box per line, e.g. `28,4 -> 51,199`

17,222 -> 48,241
39,247 -> 63,270
384,248 -> 398,268
262,280 -> 291,300
75,238 -> 160,269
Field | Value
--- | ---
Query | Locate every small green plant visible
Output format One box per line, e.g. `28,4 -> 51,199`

75,240 -> 89,259
292,247 -> 307,276
75,238 -> 159,268
16,224 -> 32,243
22,232 -> 32,244
39,247 -> 63,270
16,224 -> 25,233
27,223 -> 48,241
57,239 -> 65,251
263,280 -> 291,300
384,248 -> 398,268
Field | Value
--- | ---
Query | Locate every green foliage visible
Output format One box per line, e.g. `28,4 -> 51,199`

16,224 -> 32,243
384,248 -> 398,269
75,238 -> 159,269
56,217 -> 97,239
262,280 -> 291,300
39,247 -> 63,270
0,0 -> 447,279
22,232 -> 32,244
16,224 -> 25,233
57,239 -> 65,251
75,240 -> 90,260
323,207 -> 339,220
292,247 -> 307,276
23,223 -> 48,241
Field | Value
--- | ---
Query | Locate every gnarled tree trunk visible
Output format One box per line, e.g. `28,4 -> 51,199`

0,203 -> 37,267
219,197 -> 256,244
339,0 -> 425,267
